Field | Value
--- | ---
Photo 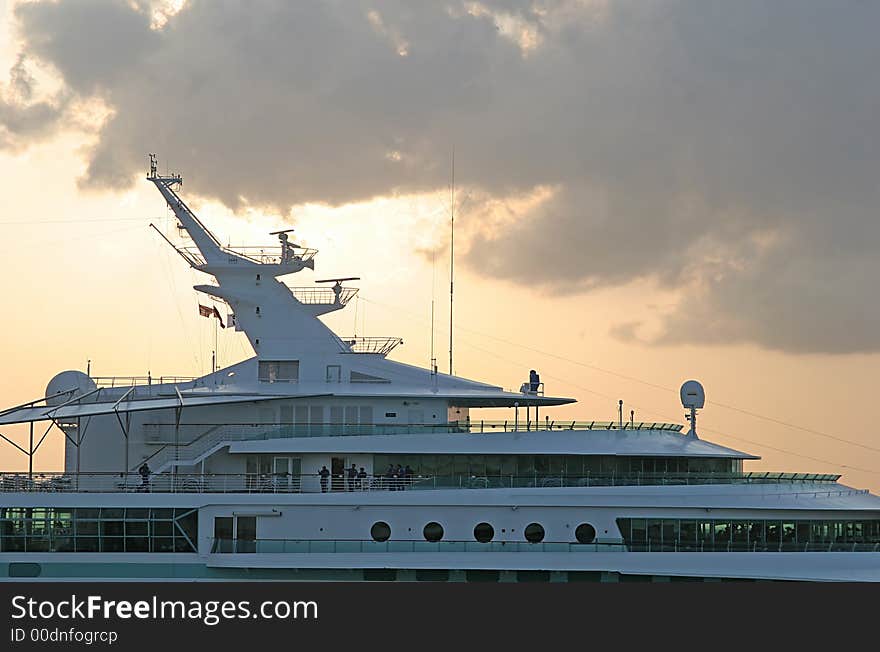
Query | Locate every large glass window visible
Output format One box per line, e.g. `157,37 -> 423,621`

258,360 -> 299,383
362,454 -> 741,483
616,517 -> 880,552
0,507 -> 198,553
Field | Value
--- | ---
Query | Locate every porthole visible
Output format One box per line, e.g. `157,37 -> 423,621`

423,522 -> 444,542
370,521 -> 391,542
524,523 -> 545,543
473,522 -> 494,543
575,523 -> 596,544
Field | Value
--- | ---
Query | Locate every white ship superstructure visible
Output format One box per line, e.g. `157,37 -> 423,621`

0,158 -> 878,582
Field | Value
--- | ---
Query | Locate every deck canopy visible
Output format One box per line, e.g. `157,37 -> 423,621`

228,429 -> 760,459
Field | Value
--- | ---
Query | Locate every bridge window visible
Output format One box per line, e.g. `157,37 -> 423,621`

258,360 -> 299,383
326,365 -> 341,382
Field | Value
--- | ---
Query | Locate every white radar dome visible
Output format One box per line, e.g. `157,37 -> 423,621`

45,370 -> 97,406
680,380 -> 705,409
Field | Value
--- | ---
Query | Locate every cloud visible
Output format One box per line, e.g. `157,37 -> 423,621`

0,54 -> 69,149
7,0 -> 880,353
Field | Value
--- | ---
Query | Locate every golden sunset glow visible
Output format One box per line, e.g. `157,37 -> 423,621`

0,0 -> 878,499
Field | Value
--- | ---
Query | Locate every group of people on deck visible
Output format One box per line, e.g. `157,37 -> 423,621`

316,463 -> 414,492
383,463 -> 414,491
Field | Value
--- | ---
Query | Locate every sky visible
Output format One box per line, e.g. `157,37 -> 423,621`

0,0 -> 879,493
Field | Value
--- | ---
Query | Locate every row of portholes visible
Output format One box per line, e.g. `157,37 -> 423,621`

369,521 -> 597,544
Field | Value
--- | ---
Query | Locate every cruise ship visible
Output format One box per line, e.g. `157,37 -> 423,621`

0,157 -> 878,582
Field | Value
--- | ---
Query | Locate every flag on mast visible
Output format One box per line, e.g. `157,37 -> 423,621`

198,304 -> 225,328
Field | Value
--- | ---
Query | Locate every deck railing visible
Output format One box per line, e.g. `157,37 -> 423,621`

209,538 -> 880,554
0,471 -> 844,494
211,538 -> 625,554
141,419 -> 685,442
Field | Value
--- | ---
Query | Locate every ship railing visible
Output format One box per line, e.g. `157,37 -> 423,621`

139,420 -> 685,444
210,538 -> 627,554
178,245 -> 318,267
90,375 -> 198,389
469,420 -> 685,432
288,287 -> 358,307
209,538 -> 880,554
338,336 -> 404,355
0,471 -> 845,494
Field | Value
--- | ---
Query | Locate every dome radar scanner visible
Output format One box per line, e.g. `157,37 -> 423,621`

680,380 -> 705,438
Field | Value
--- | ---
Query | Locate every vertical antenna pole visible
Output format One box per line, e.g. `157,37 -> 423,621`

449,147 -> 454,376
431,247 -> 437,374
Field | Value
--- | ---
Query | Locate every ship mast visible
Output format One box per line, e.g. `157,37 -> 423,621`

448,148 -> 454,376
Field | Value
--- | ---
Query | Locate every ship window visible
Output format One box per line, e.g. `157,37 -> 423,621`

474,522 -> 494,543
0,507 -> 200,554
235,516 -> 256,553
423,522 -> 444,542
385,412 -> 397,418
371,522 -> 391,542
258,360 -> 299,383
524,523 -> 545,543
575,523 -> 596,544
350,370 -> 390,383
326,365 -> 341,382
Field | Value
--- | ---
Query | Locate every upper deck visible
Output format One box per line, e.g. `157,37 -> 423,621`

0,470 -> 845,494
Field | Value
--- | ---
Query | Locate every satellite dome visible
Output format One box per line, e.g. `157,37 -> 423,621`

680,380 -> 705,409
45,370 -> 96,406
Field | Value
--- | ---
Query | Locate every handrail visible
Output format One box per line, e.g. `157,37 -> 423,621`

179,245 -> 317,267
287,287 -> 358,307
210,538 -> 626,554
0,471 -> 845,494
90,376 -> 197,389
209,537 -> 880,554
138,420 -> 685,434
339,336 -> 404,355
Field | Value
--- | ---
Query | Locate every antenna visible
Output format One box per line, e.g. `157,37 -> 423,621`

449,146 -> 454,376
618,399 -> 623,429
430,248 -> 437,375
316,277 -> 360,303
680,380 -> 706,439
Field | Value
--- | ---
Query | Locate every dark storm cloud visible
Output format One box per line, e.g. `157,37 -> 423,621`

7,0 -> 880,353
